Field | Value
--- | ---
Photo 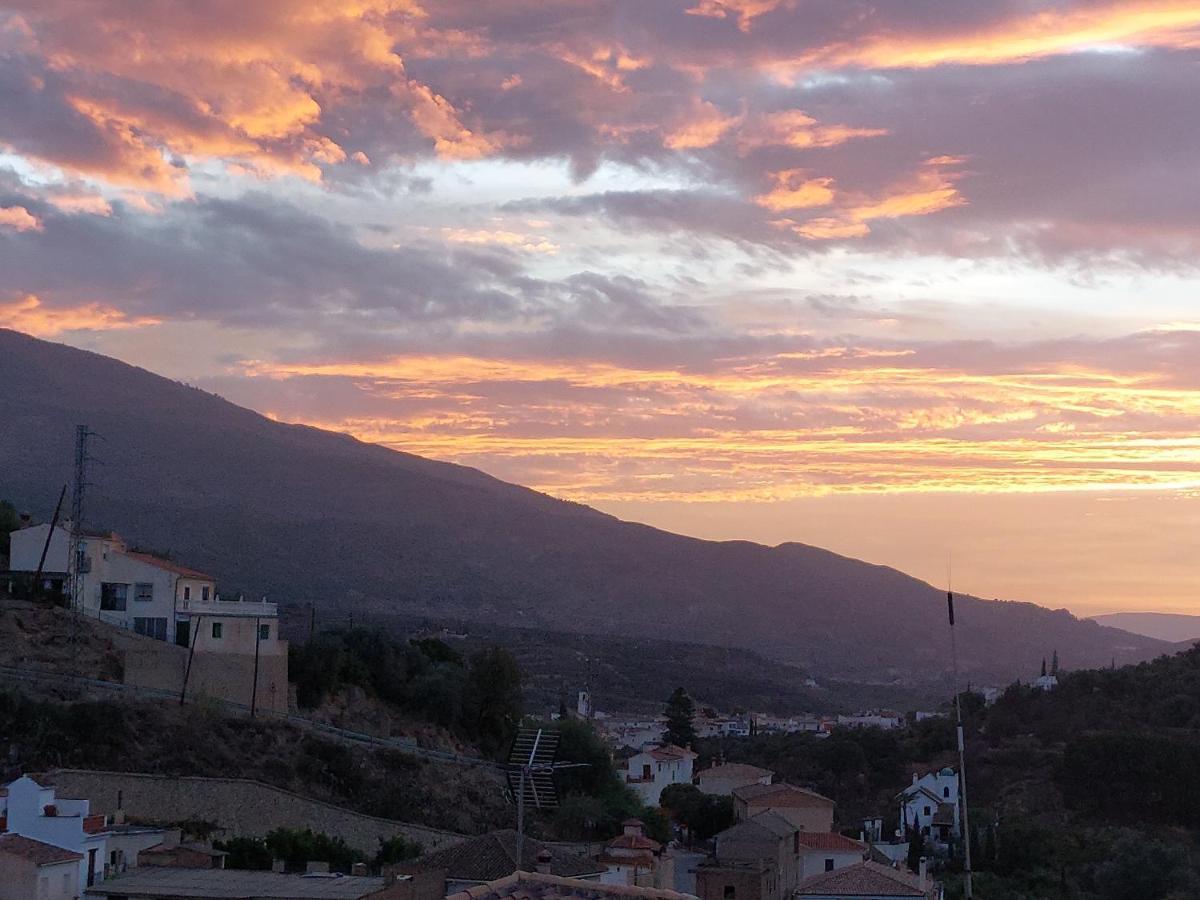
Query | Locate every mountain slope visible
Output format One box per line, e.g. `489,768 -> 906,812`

0,328 -> 1168,684
1090,612 -> 1200,644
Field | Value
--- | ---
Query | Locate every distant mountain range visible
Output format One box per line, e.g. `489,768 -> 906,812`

1089,612 -> 1200,645
0,328 -> 1171,686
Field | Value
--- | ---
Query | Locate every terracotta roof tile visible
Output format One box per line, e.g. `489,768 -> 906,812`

0,833 -> 83,866
120,550 -> 213,580
408,831 -> 604,882
795,861 -> 932,897
447,871 -> 696,900
732,782 -> 835,807
796,833 -> 867,853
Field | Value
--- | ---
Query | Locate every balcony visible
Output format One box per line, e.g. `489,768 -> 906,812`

180,598 -> 278,618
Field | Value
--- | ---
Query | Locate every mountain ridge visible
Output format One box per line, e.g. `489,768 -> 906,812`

0,328 -> 1168,684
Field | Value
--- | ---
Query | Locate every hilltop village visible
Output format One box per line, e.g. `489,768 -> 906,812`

2,503 -> 1192,900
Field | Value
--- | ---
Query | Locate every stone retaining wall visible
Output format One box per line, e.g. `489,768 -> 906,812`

48,769 -> 467,855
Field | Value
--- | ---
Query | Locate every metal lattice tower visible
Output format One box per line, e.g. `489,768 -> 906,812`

67,425 -> 95,614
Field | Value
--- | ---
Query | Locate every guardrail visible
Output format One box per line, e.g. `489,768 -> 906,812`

0,662 -> 496,769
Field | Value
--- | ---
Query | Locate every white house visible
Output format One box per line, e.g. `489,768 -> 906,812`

898,769 -> 959,847
795,832 -> 868,880
9,524 -> 283,658
1,776 -> 108,891
837,711 -> 904,730
624,744 -> 697,805
596,819 -> 673,889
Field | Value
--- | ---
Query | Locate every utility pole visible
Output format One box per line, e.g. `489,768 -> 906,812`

947,588 -> 973,899
34,485 -> 67,599
250,616 -> 262,718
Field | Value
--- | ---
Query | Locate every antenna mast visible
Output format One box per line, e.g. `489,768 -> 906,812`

67,425 -> 96,615
946,576 -> 974,899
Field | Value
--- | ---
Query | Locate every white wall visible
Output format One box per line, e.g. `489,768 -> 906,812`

8,524 -> 69,572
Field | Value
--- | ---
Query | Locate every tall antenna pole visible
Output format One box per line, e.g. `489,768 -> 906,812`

947,583 -> 973,899
67,425 -> 94,615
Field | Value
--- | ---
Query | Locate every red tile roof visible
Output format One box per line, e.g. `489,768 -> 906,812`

647,745 -> 696,762
733,782 -> 835,808
607,833 -> 661,852
120,551 -> 213,580
0,834 -> 83,866
795,861 -> 932,898
796,832 -> 868,853
448,871 -> 696,900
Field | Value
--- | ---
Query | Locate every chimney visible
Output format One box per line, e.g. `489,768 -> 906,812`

535,849 -> 554,875
918,857 -> 927,892
306,861 -> 330,875
351,862 -> 369,876
271,859 -> 286,873
912,773 -> 918,785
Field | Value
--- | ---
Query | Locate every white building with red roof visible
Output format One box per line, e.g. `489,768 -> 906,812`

624,745 -> 698,805
795,832 -> 867,879
597,819 -> 674,889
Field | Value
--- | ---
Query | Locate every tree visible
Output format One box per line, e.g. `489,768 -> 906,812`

1040,657 -> 1047,678
375,834 -> 422,866
663,687 -> 696,748
1050,650 -> 1059,676
906,813 -> 926,874
462,647 -> 523,757
0,500 -> 20,562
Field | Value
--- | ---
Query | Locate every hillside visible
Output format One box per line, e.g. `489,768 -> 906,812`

1090,612 -> 1200,644
0,328 -> 1170,685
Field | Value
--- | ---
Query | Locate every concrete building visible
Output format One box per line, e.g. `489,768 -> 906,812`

898,769 -> 959,847
624,745 -> 697,806
731,783 -> 835,833
694,764 -> 773,797
706,813 -> 799,900
694,858 -> 773,900
96,822 -> 180,876
1,776 -> 109,891
0,833 -> 83,900
835,711 -> 904,731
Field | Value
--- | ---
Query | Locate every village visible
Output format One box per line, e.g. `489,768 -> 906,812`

0,509 -> 1055,900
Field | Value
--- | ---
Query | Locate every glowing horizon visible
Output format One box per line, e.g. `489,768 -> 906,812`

2,0 -> 1199,617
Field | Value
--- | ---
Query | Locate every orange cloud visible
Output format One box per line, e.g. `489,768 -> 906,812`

440,227 -> 558,254
737,110 -> 888,153
663,101 -> 743,150
237,346 -> 1200,504
772,162 -> 967,239
753,170 -> 835,211
686,0 -> 793,33
776,1 -> 1200,72
0,206 -> 42,232
0,294 -> 161,336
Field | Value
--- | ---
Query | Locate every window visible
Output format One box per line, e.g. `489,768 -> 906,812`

825,858 -> 835,872
135,582 -> 154,602
201,586 -> 210,602
943,787 -> 951,798
211,622 -> 223,639
642,764 -> 652,780
258,623 -> 270,641
723,887 -> 736,900
924,805 -> 931,816
133,618 -> 168,641
183,586 -> 191,601
100,583 -> 128,611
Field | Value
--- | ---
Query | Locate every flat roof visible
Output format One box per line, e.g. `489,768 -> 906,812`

85,868 -> 394,898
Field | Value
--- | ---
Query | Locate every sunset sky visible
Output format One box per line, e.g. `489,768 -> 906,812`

2,1 -> 1199,616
